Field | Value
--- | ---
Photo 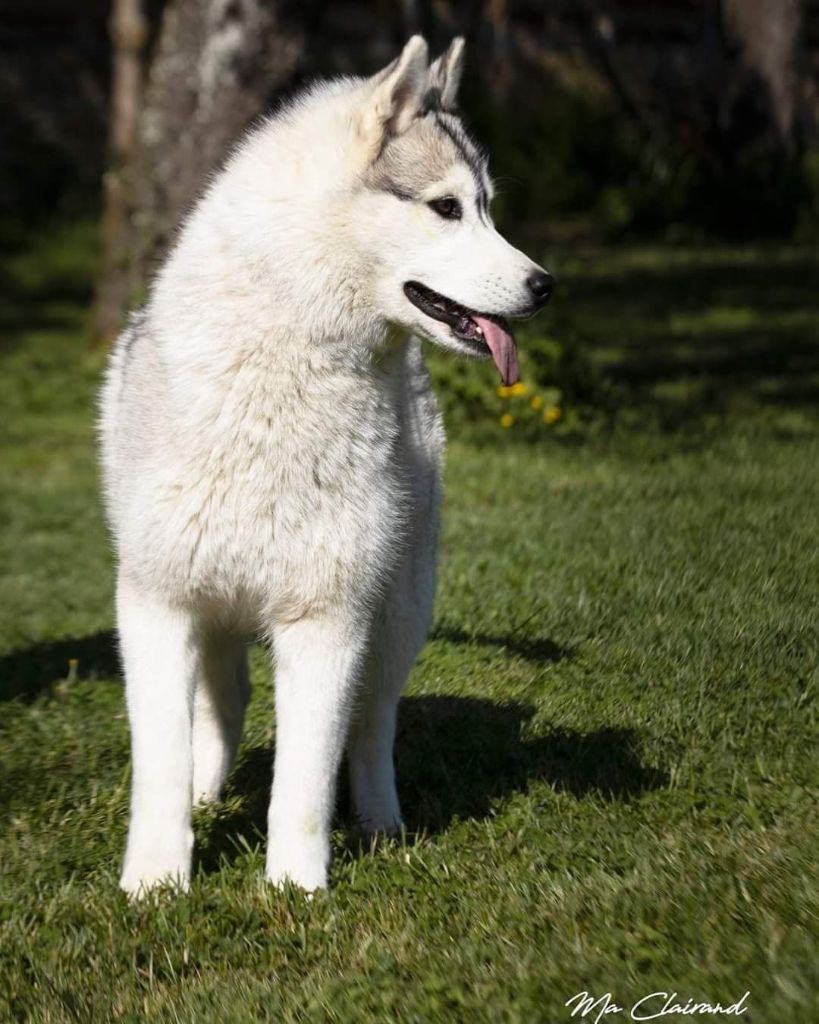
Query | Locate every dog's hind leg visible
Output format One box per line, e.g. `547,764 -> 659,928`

192,635 -> 249,804
348,358 -> 442,836
117,577 -> 200,895
347,530 -> 438,835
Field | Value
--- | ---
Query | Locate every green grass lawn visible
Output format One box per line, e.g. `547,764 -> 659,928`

1,225 -> 817,1023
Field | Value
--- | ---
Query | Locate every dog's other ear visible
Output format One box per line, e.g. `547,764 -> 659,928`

358,36 -> 429,155
426,37 -> 465,112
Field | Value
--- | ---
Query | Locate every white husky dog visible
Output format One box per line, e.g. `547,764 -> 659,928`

100,35 -> 553,895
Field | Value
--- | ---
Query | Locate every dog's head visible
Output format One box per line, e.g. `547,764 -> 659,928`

349,36 -> 553,384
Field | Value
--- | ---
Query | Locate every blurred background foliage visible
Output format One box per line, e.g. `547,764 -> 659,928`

1,0 -> 818,436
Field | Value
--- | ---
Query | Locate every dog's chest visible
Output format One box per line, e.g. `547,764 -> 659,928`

152,360 -> 411,618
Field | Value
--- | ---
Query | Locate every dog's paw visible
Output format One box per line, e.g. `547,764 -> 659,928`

354,792 -> 403,836
266,839 -> 329,893
120,835 -> 192,898
356,805 -> 403,836
348,760 -> 403,835
120,864 -> 190,899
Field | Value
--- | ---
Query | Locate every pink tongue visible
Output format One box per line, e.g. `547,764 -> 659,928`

473,315 -> 519,386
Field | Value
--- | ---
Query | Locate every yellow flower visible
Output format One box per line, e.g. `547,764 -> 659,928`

500,413 -> 514,429
543,405 -> 562,424
497,385 -> 512,398
510,381 -> 528,396
530,395 -> 543,410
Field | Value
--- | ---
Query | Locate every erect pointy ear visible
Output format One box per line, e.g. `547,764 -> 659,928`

425,37 -> 465,112
357,36 -> 429,156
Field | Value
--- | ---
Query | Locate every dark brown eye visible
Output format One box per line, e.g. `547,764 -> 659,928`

428,196 -> 462,220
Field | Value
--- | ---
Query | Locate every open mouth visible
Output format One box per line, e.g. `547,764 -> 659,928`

403,281 -> 519,386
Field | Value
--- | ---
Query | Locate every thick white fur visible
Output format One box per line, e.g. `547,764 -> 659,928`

100,36 -> 546,895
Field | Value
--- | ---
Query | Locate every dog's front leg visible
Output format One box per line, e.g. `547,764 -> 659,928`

267,615 -> 365,892
117,578 -> 198,896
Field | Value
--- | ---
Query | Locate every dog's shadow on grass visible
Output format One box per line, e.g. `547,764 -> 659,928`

198,694 -> 666,871
0,627 -> 666,872
428,624 -> 570,666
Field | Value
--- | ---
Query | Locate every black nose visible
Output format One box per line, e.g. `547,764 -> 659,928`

527,270 -> 554,304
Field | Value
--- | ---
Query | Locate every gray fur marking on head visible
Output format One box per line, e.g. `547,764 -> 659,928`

364,110 -> 489,215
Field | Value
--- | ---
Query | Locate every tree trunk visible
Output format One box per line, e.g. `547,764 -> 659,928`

723,0 -> 802,148
94,0 -> 147,344
94,0 -> 306,343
